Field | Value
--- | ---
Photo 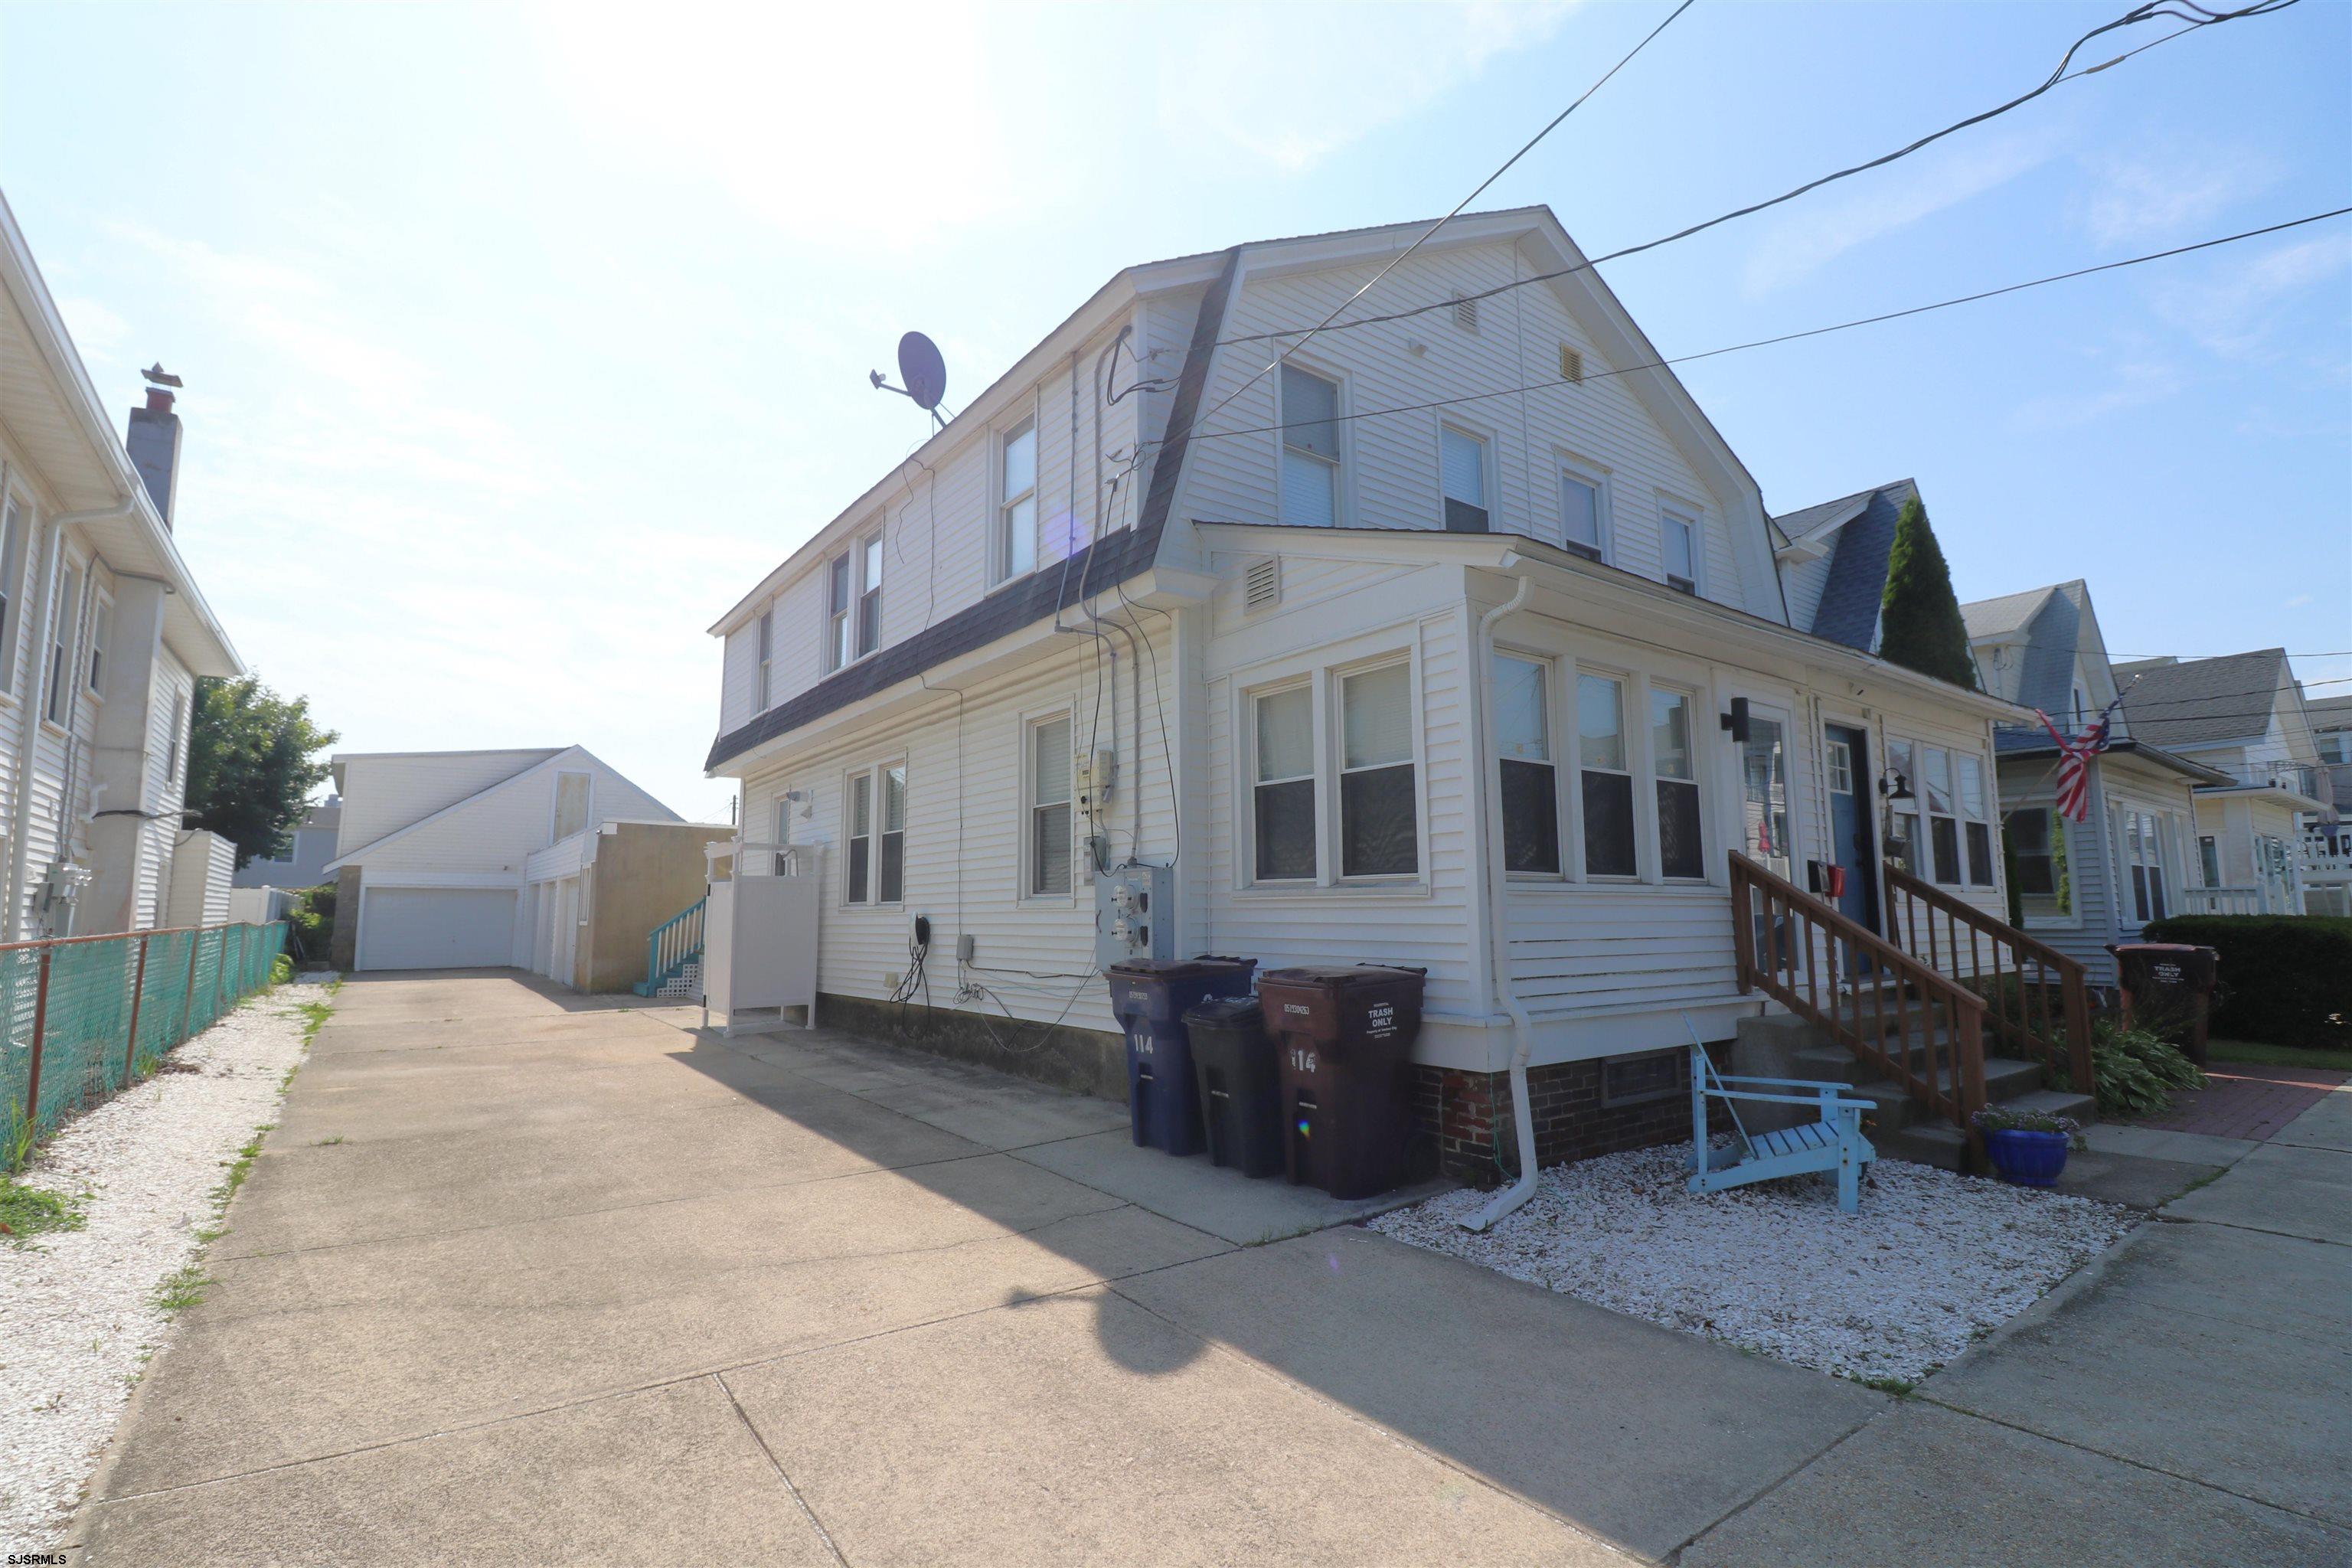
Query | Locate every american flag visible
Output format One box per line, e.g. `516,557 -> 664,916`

2033,694 -> 2124,823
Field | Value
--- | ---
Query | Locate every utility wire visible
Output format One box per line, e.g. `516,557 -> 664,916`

1184,0 -> 1694,440
1215,0 -> 2302,353
1166,208 -> 2351,447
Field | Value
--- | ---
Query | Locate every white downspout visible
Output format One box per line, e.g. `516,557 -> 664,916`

1462,571 -> 1537,1233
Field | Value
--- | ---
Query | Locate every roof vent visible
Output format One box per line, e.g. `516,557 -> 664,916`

1451,292 -> 1479,335
1558,344 -> 1584,384
1243,555 -> 1280,612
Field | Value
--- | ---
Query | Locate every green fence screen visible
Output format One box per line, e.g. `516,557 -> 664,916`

3,920 -> 289,1163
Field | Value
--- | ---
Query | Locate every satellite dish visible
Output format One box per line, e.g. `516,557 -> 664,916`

898,332 -> 946,412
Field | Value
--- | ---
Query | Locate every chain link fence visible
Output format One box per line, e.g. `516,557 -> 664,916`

3,921 -> 289,1168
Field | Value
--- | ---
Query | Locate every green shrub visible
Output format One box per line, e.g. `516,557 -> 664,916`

2140,914 -> 2352,1050
2086,1018 -> 2206,1119
287,881 -> 336,965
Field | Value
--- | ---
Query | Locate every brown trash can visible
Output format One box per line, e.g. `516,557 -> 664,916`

2108,942 -> 2220,1066
1256,965 -> 1427,1199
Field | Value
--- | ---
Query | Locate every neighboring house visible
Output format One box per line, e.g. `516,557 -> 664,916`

1770,478 -> 1962,670
2113,649 -> 2330,916
521,818 -> 734,993
0,191 -> 243,939
699,206 -> 2018,1177
322,746 -> 680,971
2303,693 -> 2352,916
231,793 -> 341,890
1961,581 -> 2227,984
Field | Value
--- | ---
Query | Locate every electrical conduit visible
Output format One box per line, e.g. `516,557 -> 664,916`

1463,571 -> 1537,1233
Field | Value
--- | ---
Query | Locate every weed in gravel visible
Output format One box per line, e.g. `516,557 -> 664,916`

3,1102 -> 33,1174
314,1135 -> 345,1146
295,1000 -> 333,1044
1,1179 -> 88,1243
213,1127 -> 272,1206
154,1263 -> 212,1315
1851,1373 -> 1919,1397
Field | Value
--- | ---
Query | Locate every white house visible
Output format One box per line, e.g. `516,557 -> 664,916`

701,207 -> 2022,1180
0,190 -> 243,939
1962,581 -> 2228,983
2112,648 -> 2331,916
322,746 -> 678,972
2302,692 -> 2350,916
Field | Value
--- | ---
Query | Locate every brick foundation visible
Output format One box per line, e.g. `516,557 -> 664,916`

1414,1043 -> 1733,1187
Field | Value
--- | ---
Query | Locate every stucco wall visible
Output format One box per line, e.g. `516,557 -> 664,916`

585,822 -> 733,992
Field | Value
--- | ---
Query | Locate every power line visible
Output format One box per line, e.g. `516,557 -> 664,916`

1216,0 -> 2302,352
1168,207 -> 2350,448
2110,651 -> 2352,661
1184,0 -> 1694,444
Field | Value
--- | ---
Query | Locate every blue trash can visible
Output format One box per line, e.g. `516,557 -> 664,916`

1105,957 -> 1258,1155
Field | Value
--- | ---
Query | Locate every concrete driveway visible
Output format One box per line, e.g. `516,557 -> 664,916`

65,974 -> 2352,1566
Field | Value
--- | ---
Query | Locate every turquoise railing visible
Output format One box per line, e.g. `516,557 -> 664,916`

633,897 -> 707,998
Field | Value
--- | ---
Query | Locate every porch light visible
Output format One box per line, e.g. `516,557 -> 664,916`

1878,768 -> 1913,802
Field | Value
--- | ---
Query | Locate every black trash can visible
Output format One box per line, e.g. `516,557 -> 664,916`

2108,942 -> 2220,1066
1183,997 -> 1285,1178
1104,957 -> 1258,1155
1256,965 -> 1427,1199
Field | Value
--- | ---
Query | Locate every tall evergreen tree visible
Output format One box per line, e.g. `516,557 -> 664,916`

1877,495 -> 1979,689
185,675 -> 338,867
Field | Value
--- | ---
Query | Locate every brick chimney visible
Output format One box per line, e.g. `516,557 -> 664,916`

126,364 -> 184,529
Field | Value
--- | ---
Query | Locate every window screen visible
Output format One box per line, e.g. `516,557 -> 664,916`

1281,367 -> 1339,528
1253,686 -> 1316,880
1341,665 -> 1416,876
1495,654 -> 1558,874
1439,428 -> 1488,533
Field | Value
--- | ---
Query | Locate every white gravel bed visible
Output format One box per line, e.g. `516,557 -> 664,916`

1370,1142 -> 2136,1386
0,988 -> 315,1549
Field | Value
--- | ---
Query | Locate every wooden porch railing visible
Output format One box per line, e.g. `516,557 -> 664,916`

632,897 -> 706,998
1881,864 -> 2093,1097
1730,852 -> 1988,1163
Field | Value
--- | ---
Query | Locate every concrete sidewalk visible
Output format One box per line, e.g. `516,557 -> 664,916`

67,973 -> 1880,1566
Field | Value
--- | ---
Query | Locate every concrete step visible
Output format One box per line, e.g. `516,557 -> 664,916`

1878,1122 -> 1968,1171
1795,1050 -> 2046,1105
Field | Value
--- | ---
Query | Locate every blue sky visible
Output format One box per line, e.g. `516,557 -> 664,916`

3,1 -> 2345,820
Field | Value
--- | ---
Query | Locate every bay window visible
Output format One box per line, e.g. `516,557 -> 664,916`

1339,664 -> 1416,877
1650,689 -> 1703,879
1578,675 -> 1636,877
1028,714 -> 1073,897
1280,367 -> 1340,527
1252,686 -> 1316,881
1958,753 -> 1994,887
1921,745 -> 1960,884
1495,654 -> 1560,874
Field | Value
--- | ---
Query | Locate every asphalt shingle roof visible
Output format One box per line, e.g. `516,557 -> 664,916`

1780,478 -> 1917,652
2115,649 -> 2288,749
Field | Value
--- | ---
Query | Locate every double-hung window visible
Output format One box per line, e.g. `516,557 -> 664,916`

0,498 -> 23,694
45,562 -> 81,725
1578,675 -> 1636,877
1495,654 -> 1560,875
858,534 -> 883,658
1560,469 -> 1603,561
1252,686 -> 1316,880
1000,418 -> 1037,580
1661,513 -> 1698,594
846,772 -> 873,903
1338,664 -> 1416,877
1439,426 -> 1489,533
2119,808 -> 2168,924
2198,835 -> 2221,887
2005,808 -> 2073,920
843,763 -> 905,904
754,608 -> 773,710
85,593 -> 110,697
1650,689 -> 1704,879
1027,714 -> 1073,897
1957,753 -> 1994,887
1279,367 -> 1339,528
1921,746 -> 1960,884
827,554 -> 853,671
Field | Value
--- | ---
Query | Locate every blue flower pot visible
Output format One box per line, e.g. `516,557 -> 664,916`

1984,1127 -> 2069,1187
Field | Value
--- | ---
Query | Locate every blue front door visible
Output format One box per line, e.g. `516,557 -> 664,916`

1823,724 -> 1880,936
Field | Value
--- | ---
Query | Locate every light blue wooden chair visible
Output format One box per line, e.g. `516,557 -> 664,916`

1682,1014 -> 1877,1214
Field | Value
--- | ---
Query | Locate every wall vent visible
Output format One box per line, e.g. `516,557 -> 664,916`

1243,555 -> 1281,612
1559,344 -> 1585,384
1451,292 -> 1480,335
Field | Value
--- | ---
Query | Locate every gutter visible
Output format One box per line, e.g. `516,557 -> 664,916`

1462,569 -> 1537,1233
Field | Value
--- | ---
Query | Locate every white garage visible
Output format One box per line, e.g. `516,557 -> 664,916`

357,887 -> 519,972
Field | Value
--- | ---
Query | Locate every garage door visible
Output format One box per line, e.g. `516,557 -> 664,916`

358,887 -> 519,971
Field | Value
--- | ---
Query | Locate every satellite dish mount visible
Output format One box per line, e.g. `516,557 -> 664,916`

870,331 -> 949,429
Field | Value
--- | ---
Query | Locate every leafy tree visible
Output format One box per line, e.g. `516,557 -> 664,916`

185,675 -> 337,867
1877,495 -> 1979,690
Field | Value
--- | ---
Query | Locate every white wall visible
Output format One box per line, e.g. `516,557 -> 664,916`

335,749 -> 559,856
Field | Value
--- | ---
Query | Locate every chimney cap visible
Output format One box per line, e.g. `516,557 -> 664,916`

141,362 -> 183,389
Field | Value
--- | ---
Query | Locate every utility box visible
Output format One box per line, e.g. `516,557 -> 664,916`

1094,862 -> 1174,968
